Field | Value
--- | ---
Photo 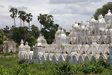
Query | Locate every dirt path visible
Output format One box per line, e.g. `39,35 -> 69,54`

0,54 -> 18,57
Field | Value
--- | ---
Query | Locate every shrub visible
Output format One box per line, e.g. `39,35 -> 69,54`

3,52 -> 10,56
20,63 -> 29,68
102,69 -> 112,75
54,62 -> 73,75
18,59 -> 24,64
96,58 -> 110,68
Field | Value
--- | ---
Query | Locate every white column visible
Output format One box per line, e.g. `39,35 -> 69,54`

77,30 -> 78,44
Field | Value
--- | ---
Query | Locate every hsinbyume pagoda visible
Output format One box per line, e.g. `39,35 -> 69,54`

18,10 -> 112,64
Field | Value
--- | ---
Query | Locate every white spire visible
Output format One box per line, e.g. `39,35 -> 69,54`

98,14 -> 106,23
20,39 -> 24,45
107,9 -> 112,16
73,21 -> 79,28
98,14 -> 103,19
75,21 -> 77,24
25,41 -> 28,45
90,16 -> 97,23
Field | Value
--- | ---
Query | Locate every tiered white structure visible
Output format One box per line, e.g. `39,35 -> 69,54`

18,10 -> 112,64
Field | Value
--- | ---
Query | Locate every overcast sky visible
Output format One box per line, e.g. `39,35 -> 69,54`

0,0 -> 112,31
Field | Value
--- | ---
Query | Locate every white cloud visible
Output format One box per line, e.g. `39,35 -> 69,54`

0,5 -> 4,8
8,5 -> 28,10
49,0 -> 101,4
0,0 -> 112,32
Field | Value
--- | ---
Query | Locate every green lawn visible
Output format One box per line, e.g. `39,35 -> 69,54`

0,56 -> 18,69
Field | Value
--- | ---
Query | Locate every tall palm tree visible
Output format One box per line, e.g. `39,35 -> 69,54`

18,11 -> 23,27
9,7 -> 17,27
21,11 -> 26,27
38,14 -> 53,32
26,13 -> 33,31
38,14 -> 42,31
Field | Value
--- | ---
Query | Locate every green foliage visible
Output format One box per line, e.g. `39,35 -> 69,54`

31,25 -> 39,38
0,29 -> 4,45
94,2 -> 112,19
53,62 -> 74,75
11,26 -> 37,47
0,38 -> 3,45
0,57 -> 18,69
38,14 -> 59,44
91,29 -> 94,34
3,26 -> 9,33
26,13 -> 33,31
60,44 -> 65,50
24,33 -> 36,47
102,69 -> 112,75
3,52 -> 11,56
5,33 -> 13,40
0,55 -> 111,75
96,58 -> 109,68
18,59 -> 24,64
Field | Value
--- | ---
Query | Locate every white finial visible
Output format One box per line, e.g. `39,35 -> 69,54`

21,39 -> 24,44
105,9 -> 112,16
91,16 -> 94,19
40,34 -> 42,37
86,20 -> 89,22
75,21 -> 77,24
81,21 -> 84,25
108,9 -> 111,13
25,41 -> 28,45
58,26 -> 61,29
72,24 -> 74,27
61,29 -> 64,34
69,28 -> 72,32
98,14 -> 103,19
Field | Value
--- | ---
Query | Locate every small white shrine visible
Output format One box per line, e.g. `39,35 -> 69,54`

18,10 -> 112,64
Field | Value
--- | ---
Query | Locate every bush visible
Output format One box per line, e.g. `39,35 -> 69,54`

18,59 -> 24,64
0,58 -> 111,74
96,58 -> 110,68
53,62 -> 74,75
0,38 -> 3,45
102,69 -> 112,75
3,52 -> 10,56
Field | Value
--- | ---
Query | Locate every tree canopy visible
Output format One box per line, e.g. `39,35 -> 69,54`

38,14 -> 59,44
94,2 -> 112,19
9,8 -> 17,26
0,29 -> 4,45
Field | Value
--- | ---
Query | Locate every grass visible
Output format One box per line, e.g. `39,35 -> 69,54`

0,54 -> 111,75
0,53 -> 18,69
0,56 -> 18,69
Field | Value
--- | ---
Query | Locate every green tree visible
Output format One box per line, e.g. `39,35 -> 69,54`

24,33 -> 36,47
10,25 -> 15,32
26,13 -> 33,31
38,14 -> 59,44
18,11 -> 23,27
12,27 -> 28,44
0,29 -> 4,45
9,8 -> 17,27
24,26 -> 29,31
21,11 -> 26,26
94,2 -> 112,19
3,26 -> 9,33
31,25 -> 39,38
11,26 -> 36,47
